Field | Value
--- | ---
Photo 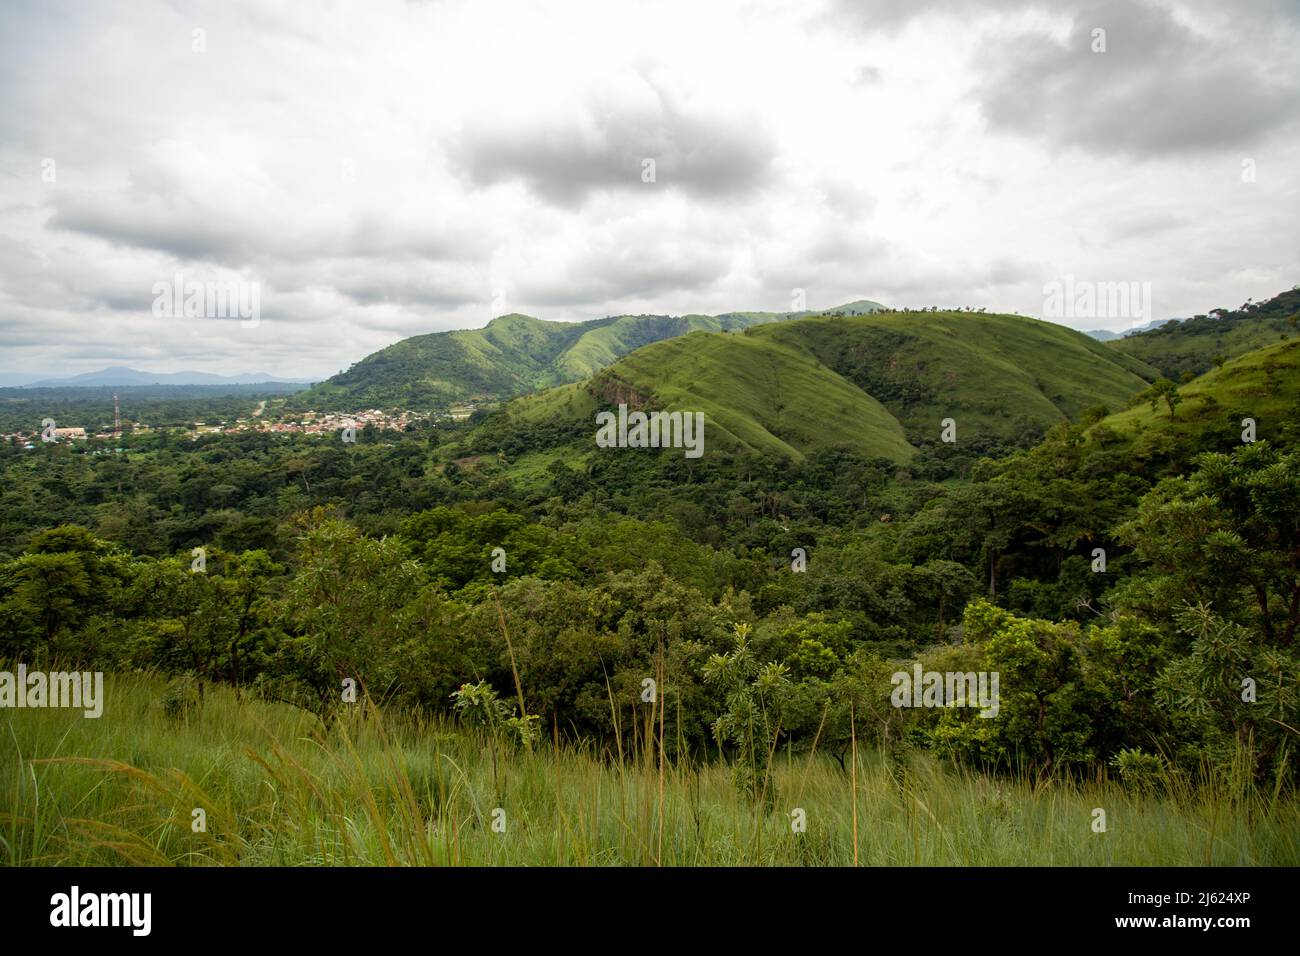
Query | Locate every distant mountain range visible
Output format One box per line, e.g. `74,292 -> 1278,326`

295,301 -> 888,410
1084,318 -> 1185,341
15,367 -> 315,388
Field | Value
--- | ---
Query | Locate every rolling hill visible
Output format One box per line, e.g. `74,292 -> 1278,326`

1091,336 -> 1300,453
1107,286 -> 1300,380
295,301 -> 887,410
482,310 -> 1161,465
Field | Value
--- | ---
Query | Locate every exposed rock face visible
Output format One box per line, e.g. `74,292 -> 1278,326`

590,373 -> 653,409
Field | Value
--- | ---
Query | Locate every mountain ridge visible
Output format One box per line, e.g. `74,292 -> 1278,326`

295,301 -> 889,410
1106,286 -> 1299,379
473,309 -> 1160,465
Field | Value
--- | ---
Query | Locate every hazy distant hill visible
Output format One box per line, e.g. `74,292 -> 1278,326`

1107,287 -> 1299,379
26,366 -> 312,387
487,309 -> 1159,463
295,301 -> 888,410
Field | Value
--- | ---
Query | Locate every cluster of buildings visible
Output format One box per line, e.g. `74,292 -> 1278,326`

222,408 -> 428,437
2,425 -> 129,448
4,404 -> 462,447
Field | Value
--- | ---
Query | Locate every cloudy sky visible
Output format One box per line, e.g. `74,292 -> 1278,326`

1,0 -> 1297,381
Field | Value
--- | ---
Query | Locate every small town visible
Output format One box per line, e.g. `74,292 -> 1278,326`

0,405 -> 464,446
212,407 -> 431,437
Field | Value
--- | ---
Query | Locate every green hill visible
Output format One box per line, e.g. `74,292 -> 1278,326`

485,310 -> 1158,465
1091,337 -> 1300,452
296,301 -> 887,410
1108,286 -> 1300,380
753,310 -> 1156,443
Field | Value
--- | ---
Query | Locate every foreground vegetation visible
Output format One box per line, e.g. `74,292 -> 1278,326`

4,671 -> 1296,866
2,292 -> 1298,866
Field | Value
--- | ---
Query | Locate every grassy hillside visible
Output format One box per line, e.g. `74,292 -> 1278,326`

299,313 -> 586,410
754,310 -> 1157,443
548,313 -> 766,383
483,310 -> 1157,466
594,331 -> 914,461
1109,286 -> 1300,379
1092,337 -> 1300,451
7,670 -> 1294,866
298,301 -> 887,410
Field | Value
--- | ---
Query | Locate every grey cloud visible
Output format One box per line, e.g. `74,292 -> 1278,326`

854,65 -> 883,85
829,0 -> 1024,33
519,238 -> 731,310
450,88 -> 776,208
48,188 -> 479,270
977,0 -> 1300,156
832,0 -> 1300,33
817,178 -> 877,219
49,188 -> 281,265
986,257 -> 1038,286
337,276 -> 480,310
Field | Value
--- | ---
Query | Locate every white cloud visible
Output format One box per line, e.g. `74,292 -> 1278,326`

0,0 -> 1296,379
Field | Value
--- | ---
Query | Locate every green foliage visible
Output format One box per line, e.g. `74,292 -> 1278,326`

451,679 -> 509,728
2,308 -> 1299,812
6,672 -> 1297,866
159,673 -> 202,721
1116,442 -> 1300,643
1139,377 -> 1183,419
704,623 -> 790,807
295,305 -> 863,411
492,308 -> 1156,466
1111,287 -> 1300,379
1154,605 -> 1299,776
1110,748 -> 1165,794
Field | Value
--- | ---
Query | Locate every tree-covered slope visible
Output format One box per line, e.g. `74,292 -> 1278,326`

1108,286 -> 1300,380
298,313 -> 587,410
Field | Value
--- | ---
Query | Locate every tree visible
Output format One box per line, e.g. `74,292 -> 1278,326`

277,515 -> 429,709
2,553 -> 91,649
1140,378 -> 1182,420
1155,604 -> 1299,779
1117,443 -> 1300,645
703,623 -> 790,806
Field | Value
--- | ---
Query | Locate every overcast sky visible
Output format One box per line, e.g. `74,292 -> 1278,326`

1,0 -> 1297,381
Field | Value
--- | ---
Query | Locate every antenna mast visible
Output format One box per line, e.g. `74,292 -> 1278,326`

113,391 -> 121,438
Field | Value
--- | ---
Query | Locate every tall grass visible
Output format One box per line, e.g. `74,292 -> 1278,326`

2,671 -> 1297,866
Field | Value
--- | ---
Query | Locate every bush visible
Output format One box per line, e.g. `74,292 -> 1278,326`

1110,748 -> 1165,794
160,674 -> 202,721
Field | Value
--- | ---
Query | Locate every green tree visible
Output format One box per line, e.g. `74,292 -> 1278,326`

1140,378 -> 1182,420
1117,443 -> 1300,645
